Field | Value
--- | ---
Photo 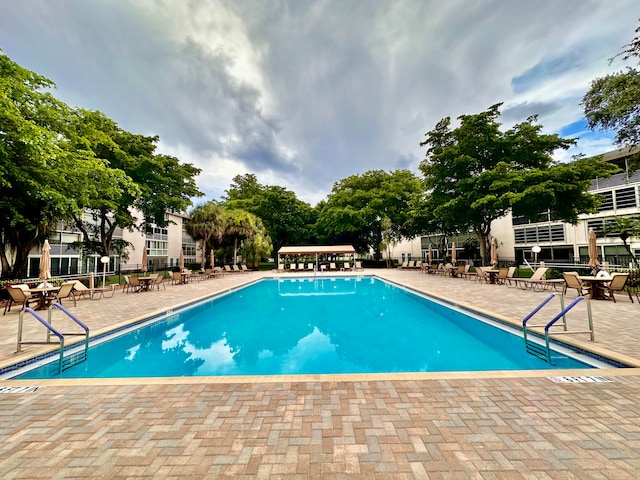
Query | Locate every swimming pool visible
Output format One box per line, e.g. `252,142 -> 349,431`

10,276 -> 604,379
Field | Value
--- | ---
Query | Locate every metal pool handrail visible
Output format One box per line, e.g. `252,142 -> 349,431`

17,303 -> 90,374
522,293 -> 594,364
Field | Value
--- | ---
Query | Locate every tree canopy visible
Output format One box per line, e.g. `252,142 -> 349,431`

316,170 -> 422,259
223,174 -> 316,256
583,20 -> 640,151
419,104 -> 618,262
0,51 -> 202,278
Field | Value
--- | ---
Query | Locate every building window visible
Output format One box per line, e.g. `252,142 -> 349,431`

596,191 -> 614,212
615,187 -> 637,209
146,240 -> 168,256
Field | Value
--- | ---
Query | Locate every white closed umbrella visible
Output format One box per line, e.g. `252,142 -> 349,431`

179,249 -> 185,270
450,242 -> 456,264
490,238 -> 498,267
141,247 -> 148,273
588,229 -> 600,272
39,240 -> 51,281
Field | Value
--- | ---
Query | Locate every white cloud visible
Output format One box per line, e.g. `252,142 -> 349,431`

0,0 -> 637,206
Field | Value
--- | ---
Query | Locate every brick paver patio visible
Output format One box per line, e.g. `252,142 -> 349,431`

1,269 -> 639,478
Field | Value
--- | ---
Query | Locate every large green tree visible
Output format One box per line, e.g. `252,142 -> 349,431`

224,174 -> 316,257
0,53 -> 105,278
419,104 -> 618,262
583,20 -> 640,151
316,170 -> 422,259
67,110 -> 203,259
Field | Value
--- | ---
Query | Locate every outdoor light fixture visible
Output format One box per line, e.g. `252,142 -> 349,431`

531,246 -> 541,264
101,256 -> 110,287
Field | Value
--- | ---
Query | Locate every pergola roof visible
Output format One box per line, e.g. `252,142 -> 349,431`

277,245 -> 355,256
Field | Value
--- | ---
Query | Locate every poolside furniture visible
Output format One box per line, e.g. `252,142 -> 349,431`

355,261 -> 363,271
151,273 -> 166,290
562,272 -> 589,297
232,265 -> 242,274
604,273 -> 633,303
123,275 -> 132,293
277,263 -> 285,273
67,280 -> 93,299
474,267 -> 488,283
495,267 -> 509,285
398,261 -> 408,269
307,263 -> 314,271
298,263 -> 305,271
343,262 -> 352,271
504,267 -> 517,287
241,264 -> 250,273
459,264 -> 475,280
329,262 -> 337,271
3,285 -> 39,315
52,282 -> 77,307
129,275 -> 142,292
289,264 -> 297,272
512,267 -> 549,290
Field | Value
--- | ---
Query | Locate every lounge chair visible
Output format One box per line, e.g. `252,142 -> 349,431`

277,263 -> 285,273
343,262 -> 352,271
171,271 -> 182,285
3,285 -> 39,315
241,264 -> 249,273
459,264 -> 475,280
604,273 -> 633,303
562,272 -> 589,297
398,261 -> 408,269
123,275 -> 132,293
307,263 -> 314,271
329,262 -> 337,271
224,265 -> 234,274
232,265 -> 242,273
504,267 -> 517,287
289,263 -> 297,272
513,267 -> 549,290
355,261 -> 363,271
297,263 -> 305,271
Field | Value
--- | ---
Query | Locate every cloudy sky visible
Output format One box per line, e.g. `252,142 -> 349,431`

1,1 -> 637,205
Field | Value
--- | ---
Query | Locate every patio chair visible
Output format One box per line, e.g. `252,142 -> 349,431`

129,275 -> 142,292
241,264 -> 249,273
307,263 -> 314,271
277,263 -> 285,273
398,261 -> 408,269
123,275 -> 132,293
562,272 -> 589,297
474,266 -> 488,283
3,285 -> 39,315
329,262 -> 337,271
459,264 -> 475,280
604,273 -> 633,303
504,267 -> 517,287
496,267 -> 509,285
151,273 -> 166,290
343,262 -> 352,271
52,282 -> 77,307
224,265 -> 234,274
355,261 -> 364,271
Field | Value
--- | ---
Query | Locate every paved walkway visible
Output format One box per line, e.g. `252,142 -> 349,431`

1,269 -> 639,478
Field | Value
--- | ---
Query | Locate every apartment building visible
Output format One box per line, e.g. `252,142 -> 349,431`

22,210 -> 200,279
391,147 -> 640,268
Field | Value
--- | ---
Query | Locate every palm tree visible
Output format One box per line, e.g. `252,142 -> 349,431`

185,201 -> 226,269
223,208 -> 261,265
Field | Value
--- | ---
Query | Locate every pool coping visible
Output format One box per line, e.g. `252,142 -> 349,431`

2,273 -> 639,382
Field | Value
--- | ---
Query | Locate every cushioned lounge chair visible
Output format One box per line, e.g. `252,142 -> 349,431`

513,267 -> 549,290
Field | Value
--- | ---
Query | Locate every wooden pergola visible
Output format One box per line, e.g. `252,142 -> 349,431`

277,245 -> 356,269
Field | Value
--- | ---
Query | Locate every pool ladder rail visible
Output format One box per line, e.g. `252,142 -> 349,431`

522,293 -> 594,364
17,303 -> 90,374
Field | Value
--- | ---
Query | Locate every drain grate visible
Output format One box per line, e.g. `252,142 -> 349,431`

548,375 -> 613,383
0,386 -> 41,393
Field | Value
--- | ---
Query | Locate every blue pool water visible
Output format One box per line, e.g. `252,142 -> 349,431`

14,277 -> 596,379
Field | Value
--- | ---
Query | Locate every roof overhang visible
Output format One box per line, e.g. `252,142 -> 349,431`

277,245 -> 356,255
